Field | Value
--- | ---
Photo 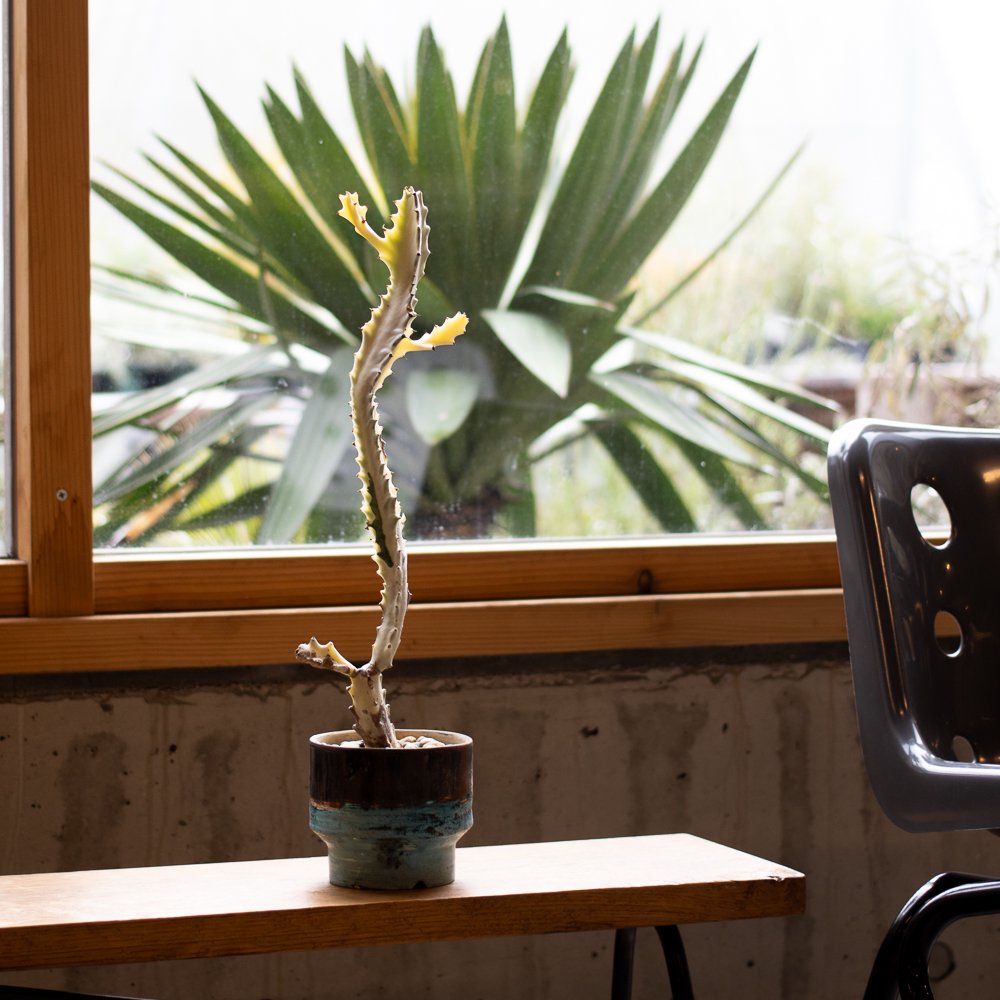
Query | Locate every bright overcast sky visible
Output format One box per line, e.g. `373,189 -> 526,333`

89,0 -> 1000,264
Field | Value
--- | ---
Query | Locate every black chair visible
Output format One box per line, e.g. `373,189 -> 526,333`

828,418 -> 1000,999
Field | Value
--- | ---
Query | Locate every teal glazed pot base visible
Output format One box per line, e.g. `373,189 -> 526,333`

309,730 -> 473,890
311,799 -> 473,889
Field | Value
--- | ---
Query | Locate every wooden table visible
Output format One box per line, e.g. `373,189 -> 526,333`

0,834 -> 804,994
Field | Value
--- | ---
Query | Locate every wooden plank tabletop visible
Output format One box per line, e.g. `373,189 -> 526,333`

0,834 -> 805,971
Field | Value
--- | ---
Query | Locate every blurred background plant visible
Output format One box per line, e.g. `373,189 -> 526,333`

91,18 -> 837,548
612,173 -> 1000,533
855,237 -> 1000,427
738,187 -> 1000,432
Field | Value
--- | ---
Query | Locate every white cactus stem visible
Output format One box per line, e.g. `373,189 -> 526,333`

296,188 -> 467,747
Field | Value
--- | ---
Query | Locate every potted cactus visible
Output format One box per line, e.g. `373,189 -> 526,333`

296,187 -> 472,890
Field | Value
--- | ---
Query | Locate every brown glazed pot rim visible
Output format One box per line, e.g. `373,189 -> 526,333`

310,729 -> 473,806
310,729 -> 472,751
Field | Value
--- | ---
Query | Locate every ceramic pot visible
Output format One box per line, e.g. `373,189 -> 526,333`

309,729 -> 473,890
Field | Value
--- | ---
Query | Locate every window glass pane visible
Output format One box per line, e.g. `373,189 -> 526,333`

89,1 -> 1000,549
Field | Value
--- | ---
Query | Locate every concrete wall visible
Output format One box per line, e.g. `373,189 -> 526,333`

2,645 -> 1000,999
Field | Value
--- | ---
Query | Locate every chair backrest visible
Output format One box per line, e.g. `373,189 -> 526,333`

828,418 -> 1000,833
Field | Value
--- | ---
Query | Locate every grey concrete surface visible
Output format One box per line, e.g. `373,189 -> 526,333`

2,645 -> 999,998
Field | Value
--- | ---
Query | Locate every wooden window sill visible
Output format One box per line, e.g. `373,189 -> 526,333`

0,536 -> 847,674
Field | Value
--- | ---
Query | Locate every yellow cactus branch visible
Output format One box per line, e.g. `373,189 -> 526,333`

296,187 -> 467,748
378,311 -> 470,390
297,637 -> 354,675
337,193 -> 388,255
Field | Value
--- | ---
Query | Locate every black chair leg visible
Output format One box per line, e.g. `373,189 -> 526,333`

896,876 -> 1000,1000
863,872 -> 979,1000
862,872 -> 999,1000
610,925 -> 694,999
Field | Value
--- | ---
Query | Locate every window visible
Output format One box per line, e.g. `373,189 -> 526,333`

9,1 -> 1000,671
88,3 -> 837,549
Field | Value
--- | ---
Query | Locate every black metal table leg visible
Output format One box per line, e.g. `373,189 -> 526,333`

611,927 -> 637,1000
656,925 -> 694,1000
609,925 -> 694,999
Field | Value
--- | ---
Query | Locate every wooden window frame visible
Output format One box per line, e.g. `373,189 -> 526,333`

0,0 -> 847,677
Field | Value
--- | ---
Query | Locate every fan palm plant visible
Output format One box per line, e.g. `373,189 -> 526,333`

92,18 -> 833,546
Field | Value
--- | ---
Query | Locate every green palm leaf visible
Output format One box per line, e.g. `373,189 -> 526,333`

514,29 -> 572,252
645,357 -> 832,446
106,163 -> 253,259
524,29 -> 640,288
415,28 -> 471,301
467,18 -> 518,304
590,369 -> 758,466
593,421 -> 697,531
691,393 -> 829,496
575,38 -> 686,287
256,348 -> 354,544
92,182 -> 338,345
671,437 -> 767,529
483,309 -> 572,397
95,392 -> 277,505
632,143 -> 805,323
619,326 -> 836,410
93,345 -> 283,437
589,49 -> 757,298
157,138 -> 260,230
406,369 -> 482,446
198,87 -> 372,329
345,47 -> 412,203
294,69 -> 386,228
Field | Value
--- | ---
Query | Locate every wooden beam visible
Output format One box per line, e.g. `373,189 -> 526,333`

0,588 -> 848,673
88,535 -> 844,614
0,559 -> 27,615
10,0 -> 93,615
